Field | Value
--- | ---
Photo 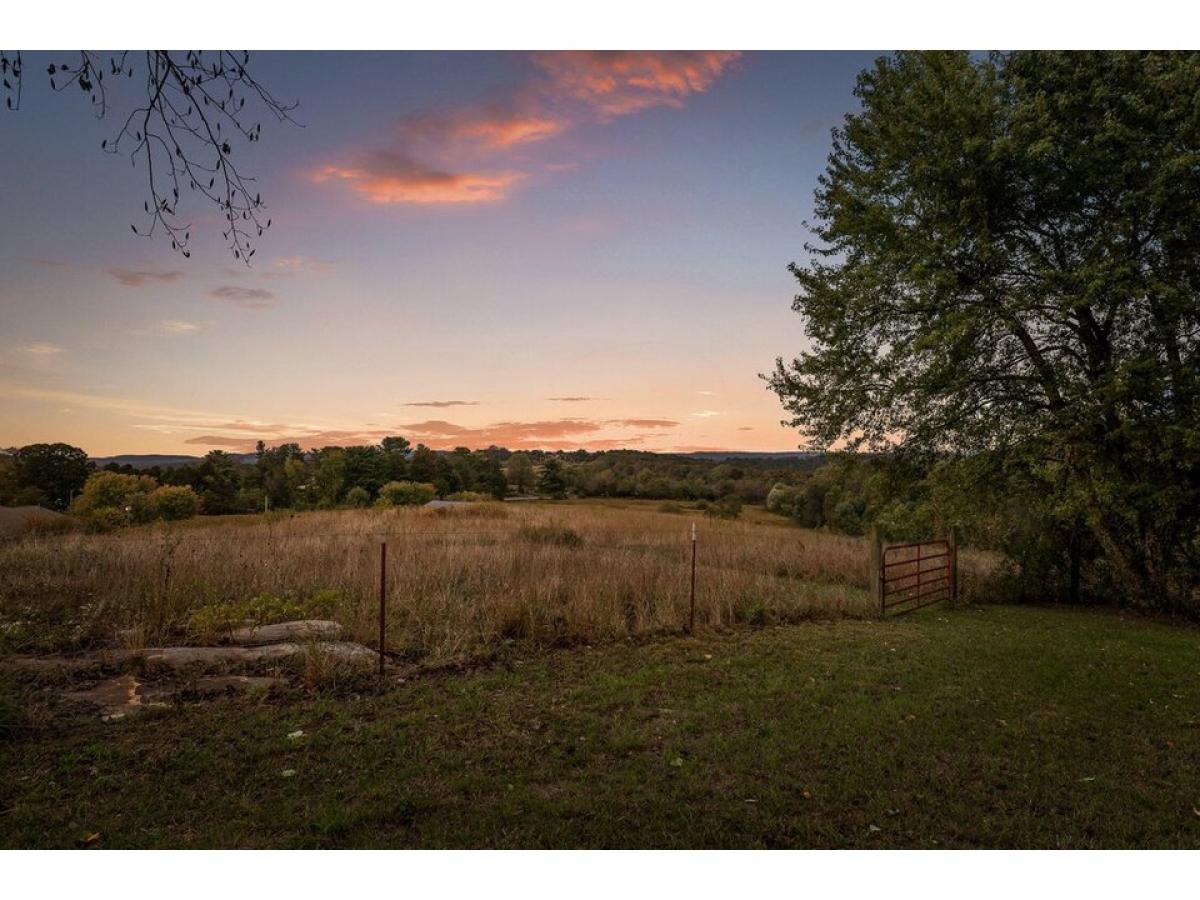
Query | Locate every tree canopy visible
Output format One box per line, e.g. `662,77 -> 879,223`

770,51 -> 1200,609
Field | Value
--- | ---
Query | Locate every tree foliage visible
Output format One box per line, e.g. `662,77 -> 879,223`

770,51 -> 1200,609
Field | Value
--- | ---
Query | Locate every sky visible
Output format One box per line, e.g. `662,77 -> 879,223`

0,51 -> 879,456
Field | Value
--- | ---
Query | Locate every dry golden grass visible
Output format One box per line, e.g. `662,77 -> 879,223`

0,500 -> 996,663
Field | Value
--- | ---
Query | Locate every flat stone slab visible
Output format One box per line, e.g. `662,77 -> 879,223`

63,674 -> 172,720
4,648 -> 143,674
62,673 -> 287,720
9,640 -> 377,677
142,640 -> 376,670
229,620 -> 342,646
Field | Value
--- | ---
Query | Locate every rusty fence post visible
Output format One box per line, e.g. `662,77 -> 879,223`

688,522 -> 697,634
869,526 -> 884,618
378,539 -> 387,678
949,527 -> 959,608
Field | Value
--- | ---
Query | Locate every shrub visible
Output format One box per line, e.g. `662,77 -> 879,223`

72,471 -> 157,517
445,491 -> 489,502
188,589 -> 344,643
705,495 -> 743,520
85,506 -> 129,533
376,480 -> 437,507
518,524 -> 583,547
658,501 -> 684,514
766,483 -> 799,515
345,486 -> 371,508
152,485 -> 202,521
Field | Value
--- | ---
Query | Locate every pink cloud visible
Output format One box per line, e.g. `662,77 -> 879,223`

107,267 -> 185,288
311,52 -> 740,208
312,152 -> 522,205
208,285 -> 276,310
530,51 -> 741,119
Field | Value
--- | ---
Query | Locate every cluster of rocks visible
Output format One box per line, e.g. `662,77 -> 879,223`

4,619 -> 380,720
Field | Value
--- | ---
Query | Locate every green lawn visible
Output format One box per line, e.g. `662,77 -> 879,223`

3,604 -> 1199,848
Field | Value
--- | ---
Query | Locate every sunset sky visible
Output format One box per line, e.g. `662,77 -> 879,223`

0,51 -> 878,456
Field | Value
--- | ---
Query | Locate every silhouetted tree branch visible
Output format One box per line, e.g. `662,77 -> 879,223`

0,50 -> 298,262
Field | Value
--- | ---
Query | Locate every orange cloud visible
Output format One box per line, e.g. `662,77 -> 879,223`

531,51 -> 741,118
404,109 -> 568,152
313,152 -> 522,205
458,115 -> 566,149
311,52 -> 740,208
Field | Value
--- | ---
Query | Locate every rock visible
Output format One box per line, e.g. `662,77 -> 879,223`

5,648 -> 143,675
229,620 -> 342,646
186,675 -> 285,696
142,640 -> 377,671
62,673 -> 171,719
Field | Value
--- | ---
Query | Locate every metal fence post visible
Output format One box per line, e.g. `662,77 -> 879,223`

378,539 -> 387,678
869,526 -> 883,618
688,522 -> 697,633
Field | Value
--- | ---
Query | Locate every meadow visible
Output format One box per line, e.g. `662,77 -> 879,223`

1,499 -> 965,664
0,501 -> 998,662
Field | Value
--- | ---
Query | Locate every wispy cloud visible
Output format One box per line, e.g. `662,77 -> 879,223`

272,256 -> 334,273
208,285 -> 276,310
17,342 -> 63,358
548,396 -> 597,402
691,410 -> 723,418
529,51 -> 741,119
107,267 -> 185,288
611,418 -> 679,428
312,52 -> 741,208
130,319 -> 200,337
313,153 -> 523,206
402,400 -> 481,408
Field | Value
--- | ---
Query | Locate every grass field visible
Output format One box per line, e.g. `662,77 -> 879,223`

3,604 -> 1199,848
0,500 -> 995,663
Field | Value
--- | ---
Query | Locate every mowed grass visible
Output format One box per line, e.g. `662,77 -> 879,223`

4,604 -> 1199,848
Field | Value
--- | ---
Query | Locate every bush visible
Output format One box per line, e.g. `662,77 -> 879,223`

518,524 -> 583,547
85,506 -> 129,533
376,480 -> 437,507
188,589 -> 343,643
152,485 -> 202,521
72,471 -> 156,517
345,486 -> 370,508
445,491 -> 489,502
766,483 -> 798,515
705,495 -> 743,520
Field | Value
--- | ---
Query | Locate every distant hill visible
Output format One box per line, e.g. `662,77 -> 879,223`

89,449 -> 825,469
676,451 -> 821,461
90,453 -> 256,469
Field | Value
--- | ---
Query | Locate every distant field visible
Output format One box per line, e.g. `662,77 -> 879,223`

3,605 -> 1199,848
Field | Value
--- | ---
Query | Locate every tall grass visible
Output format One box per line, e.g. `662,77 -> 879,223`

0,502 -> 995,663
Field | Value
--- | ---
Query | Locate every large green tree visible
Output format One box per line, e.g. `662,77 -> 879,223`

770,51 -> 1200,609
10,443 -> 92,508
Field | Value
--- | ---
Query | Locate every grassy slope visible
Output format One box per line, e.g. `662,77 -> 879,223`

3,605 -> 1199,848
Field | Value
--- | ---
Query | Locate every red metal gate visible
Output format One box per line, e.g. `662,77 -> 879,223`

872,534 -> 957,616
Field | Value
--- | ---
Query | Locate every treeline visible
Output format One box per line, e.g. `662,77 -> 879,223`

1,441 -> 823,519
